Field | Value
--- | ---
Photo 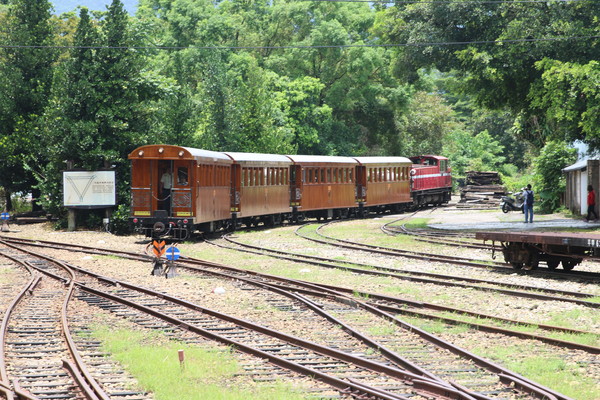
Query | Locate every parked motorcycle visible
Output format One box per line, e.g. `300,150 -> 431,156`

500,190 -> 525,213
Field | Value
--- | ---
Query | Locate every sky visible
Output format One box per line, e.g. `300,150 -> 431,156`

52,0 -> 137,15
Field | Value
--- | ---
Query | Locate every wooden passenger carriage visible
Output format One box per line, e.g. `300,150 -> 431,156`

286,155 -> 358,220
353,157 -> 412,214
129,145 -> 233,237
224,152 -> 292,227
129,145 -> 453,238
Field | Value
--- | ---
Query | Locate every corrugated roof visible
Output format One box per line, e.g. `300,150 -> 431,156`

352,156 -> 412,165
224,152 -> 292,165
563,159 -> 589,172
183,147 -> 232,161
286,155 -> 358,164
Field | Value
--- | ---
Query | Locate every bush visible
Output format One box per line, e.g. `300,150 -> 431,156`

109,203 -> 132,235
533,141 -> 577,213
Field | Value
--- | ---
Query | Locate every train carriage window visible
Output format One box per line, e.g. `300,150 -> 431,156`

177,167 -> 188,186
343,168 -> 347,183
308,169 -> 314,185
333,168 -> 338,183
320,168 -> 325,184
349,169 -> 354,183
327,168 -> 331,183
284,168 -> 288,185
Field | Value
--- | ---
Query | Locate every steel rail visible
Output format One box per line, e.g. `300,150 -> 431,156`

381,222 -> 489,250
223,233 -> 599,301
74,283 -> 455,400
0,251 -> 41,400
0,241 -> 112,400
294,224 -> 600,308
152,256 -> 573,400
0,236 -> 585,399
5,243 -> 468,400
16,232 -> 595,307
5,236 -> 597,349
304,221 -> 509,267
214,238 -> 598,337
206,266 -> 570,400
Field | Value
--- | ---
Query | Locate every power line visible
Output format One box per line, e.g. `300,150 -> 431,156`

0,35 -> 598,51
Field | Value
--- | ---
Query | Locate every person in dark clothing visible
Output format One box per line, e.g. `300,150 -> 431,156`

522,184 -> 534,223
586,185 -> 598,222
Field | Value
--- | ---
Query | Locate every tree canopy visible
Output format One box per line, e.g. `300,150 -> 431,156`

0,0 -> 596,216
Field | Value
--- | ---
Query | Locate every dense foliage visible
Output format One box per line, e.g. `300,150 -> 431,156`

1,0 -> 597,221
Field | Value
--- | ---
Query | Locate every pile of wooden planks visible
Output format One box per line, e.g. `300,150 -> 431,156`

458,171 -> 506,208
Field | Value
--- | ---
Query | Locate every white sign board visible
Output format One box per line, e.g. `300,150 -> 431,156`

63,171 -> 116,208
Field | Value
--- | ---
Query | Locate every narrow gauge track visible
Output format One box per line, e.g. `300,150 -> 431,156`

0,237 -> 583,400
299,222 -> 600,290
0,245 -> 113,400
381,218 -> 600,281
213,237 -> 600,351
380,221 -> 486,250
1,240 -> 471,400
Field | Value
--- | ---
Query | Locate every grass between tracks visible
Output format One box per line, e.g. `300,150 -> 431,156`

401,315 -> 600,400
475,343 -> 600,400
90,327 -> 306,400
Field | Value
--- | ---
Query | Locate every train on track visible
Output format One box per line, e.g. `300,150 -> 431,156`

129,145 -> 452,238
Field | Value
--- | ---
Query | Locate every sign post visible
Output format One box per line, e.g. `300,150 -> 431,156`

62,170 -> 116,231
1,212 -> 9,232
164,246 -> 180,278
151,240 -> 166,276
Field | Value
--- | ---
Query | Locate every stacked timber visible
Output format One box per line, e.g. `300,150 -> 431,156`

458,171 -> 506,208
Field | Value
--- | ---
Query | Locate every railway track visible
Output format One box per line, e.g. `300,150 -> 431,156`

300,220 -> 600,284
381,217 -> 600,280
0,236 -> 593,400
0,244 -> 116,400
1,240 -> 467,400
212,237 -> 600,348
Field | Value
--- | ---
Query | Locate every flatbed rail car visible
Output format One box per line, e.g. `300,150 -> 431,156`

476,231 -> 600,271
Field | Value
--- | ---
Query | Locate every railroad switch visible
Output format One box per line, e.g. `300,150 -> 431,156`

151,257 -> 178,278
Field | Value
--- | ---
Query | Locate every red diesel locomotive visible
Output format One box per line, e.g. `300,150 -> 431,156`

129,145 -> 452,238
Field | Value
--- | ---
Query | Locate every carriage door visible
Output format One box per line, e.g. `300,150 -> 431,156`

356,166 -> 367,204
171,160 -> 193,218
131,159 -> 154,217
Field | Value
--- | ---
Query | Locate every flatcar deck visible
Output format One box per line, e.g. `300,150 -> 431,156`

476,230 -> 600,271
476,230 -> 600,249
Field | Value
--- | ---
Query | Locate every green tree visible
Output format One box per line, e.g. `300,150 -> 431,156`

533,141 -> 577,213
387,91 -> 456,157
530,59 -> 600,149
39,1 -> 165,220
443,130 -> 506,179
0,0 -> 56,210
376,0 -> 600,148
